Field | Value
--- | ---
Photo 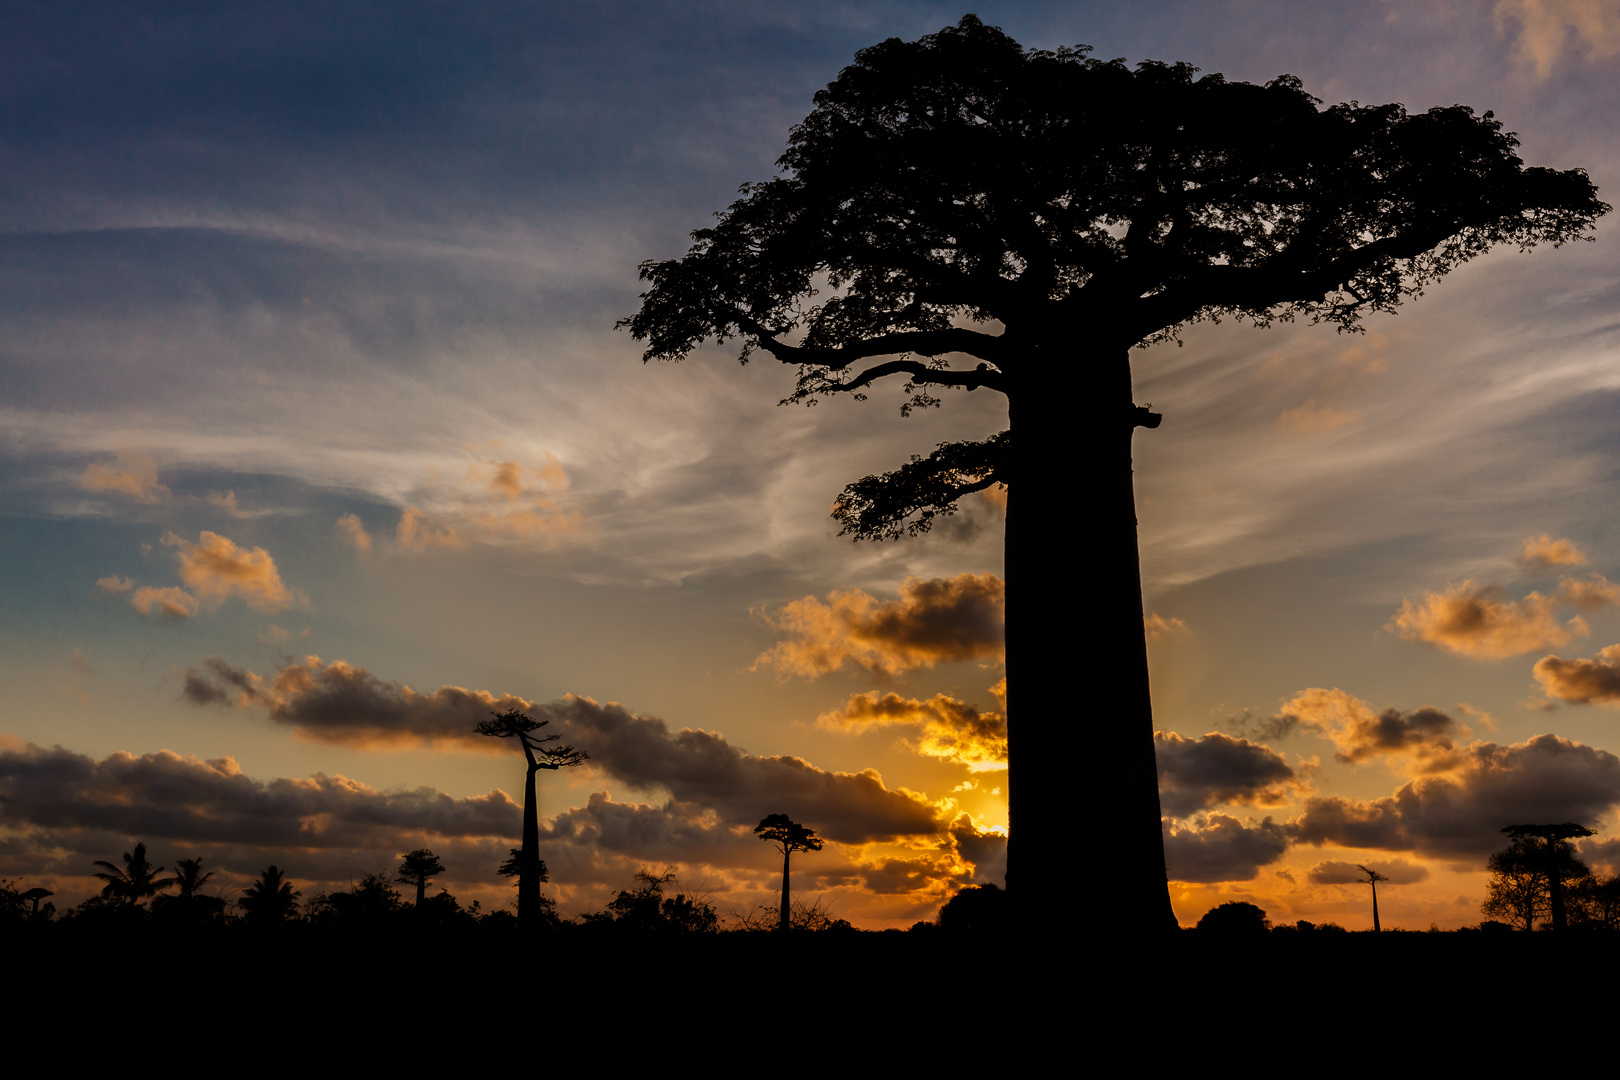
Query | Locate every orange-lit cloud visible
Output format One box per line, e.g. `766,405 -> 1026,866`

1555,573 -> 1620,611
1144,613 -> 1187,640
818,690 -> 1007,771
335,513 -> 373,554
1296,734 -> 1620,858
1276,399 -> 1357,434
1533,644 -> 1620,705
1497,0 -> 1620,77
1154,732 -> 1302,816
754,573 -> 1004,678
129,585 -> 199,620
79,451 -> 170,502
1519,533 -> 1588,570
1306,859 -> 1429,886
395,505 -> 469,551
161,530 -> 301,613
1279,688 -> 1467,773
183,655 -> 534,748
1388,579 -> 1592,659
95,575 -> 134,595
1163,815 -> 1291,883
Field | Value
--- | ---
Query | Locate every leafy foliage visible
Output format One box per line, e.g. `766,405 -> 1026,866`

91,842 -> 174,905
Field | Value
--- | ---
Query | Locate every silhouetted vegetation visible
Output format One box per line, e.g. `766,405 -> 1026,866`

1197,902 -> 1271,936
618,14 -> 1612,935
755,814 -> 823,933
476,708 -> 587,932
936,883 -> 1008,935
1358,865 -> 1390,933
397,849 -> 446,909
581,869 -> 718,936
1484,824 -> 1597,931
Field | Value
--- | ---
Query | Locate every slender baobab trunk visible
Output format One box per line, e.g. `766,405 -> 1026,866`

520,755 -> 542,930
778,849 -> 791,933
1005,347 -> 1174,938
1371,881 -> 1381,933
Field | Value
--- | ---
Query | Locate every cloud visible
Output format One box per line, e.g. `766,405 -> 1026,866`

335,513 -> 372,554
1163,815 -> 1291,883
1278,688 -> 1467,773
1295,734 -> 1620,859
1144,613 -> 1187,640
947,813 -> 1006,885
0,740 -> 521,853
1154,732 -> 1301,816
753,573 -> 1004,678
817,690 -> 1007,772
1519,534 -> 1588,570
183,658 -> 947,845
129,586 -> 199,620
182,656 -> 535,748
79,451 -> 170,502
1388,579 -> 1592,659
1496,0 -> 1620,77
95,575 -> 134,595
1277,400 -> 1357,434
1533,644 -> 1620,705
395,506 -> 469,552
161,530 -> 301,612
1555,574 -> 1620,611
1306,859 -> 1430,886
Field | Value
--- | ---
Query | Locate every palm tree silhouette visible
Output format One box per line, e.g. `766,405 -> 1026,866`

240,865 -> 300,923
172,857 -> 214,899
91,842 -> 175,904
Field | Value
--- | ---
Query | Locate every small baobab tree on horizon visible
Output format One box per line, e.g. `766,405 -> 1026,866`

755,814 -> 823,933
476,708 -> 587,931
397,849 -> 446,909
1357,865 -> 1389,933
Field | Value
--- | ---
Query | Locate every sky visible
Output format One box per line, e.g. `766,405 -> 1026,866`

3,0 -> 1620,929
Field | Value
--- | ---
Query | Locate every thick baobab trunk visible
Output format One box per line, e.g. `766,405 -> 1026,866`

779,849 -> 791,933
1004,347 -> 1175,937
520,760 -> 542,929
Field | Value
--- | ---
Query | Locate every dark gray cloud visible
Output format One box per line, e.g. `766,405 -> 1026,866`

1296,734 -> 1620,859
1155,731 -> 1299,817
1306,858 -> 1429,886
1163,815 -> 1291,883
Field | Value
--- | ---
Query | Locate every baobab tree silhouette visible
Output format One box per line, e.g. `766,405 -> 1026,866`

755,814 -> 823,933
397,849 -> 446,909
476,708 -> 586,930
1502,823 -> 1594,932
1357,865 -> 1389,933
618,15 -> 1609,936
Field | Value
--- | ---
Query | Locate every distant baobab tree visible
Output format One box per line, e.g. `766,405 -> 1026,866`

1357,865 -> 1389,933
1502,823 -> 1594,932
755,814 -> 823,933
397,849 -> 446,909
476,708 -> 587,930
618,15 -> 1611,934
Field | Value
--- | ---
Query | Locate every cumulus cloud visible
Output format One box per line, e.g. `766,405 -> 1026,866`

753,573 -> 1004,678
335,513 -> 372,554
1154,732 -> 1301,816
79,451 -> 170,502
395,505 -> 469,552
1306,859 -> 1430,886
161,531 -> 302,613
1533,644 -> 1620,705
1279,688 -> 1467,773
183,657 -> 947,845
95,575 -> 134,595
129,585 -> 199,620
1555,574 -> 1620,611
1388,580 -> 1593,659
182,656 -> 535,748
1144,613 -> 1188,640
1519,534 -> 1588,570
817,690 -> 1007,772
1295,734 -> 1620,859
0,740 -> 521,851
1163,815 -> 1291,883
